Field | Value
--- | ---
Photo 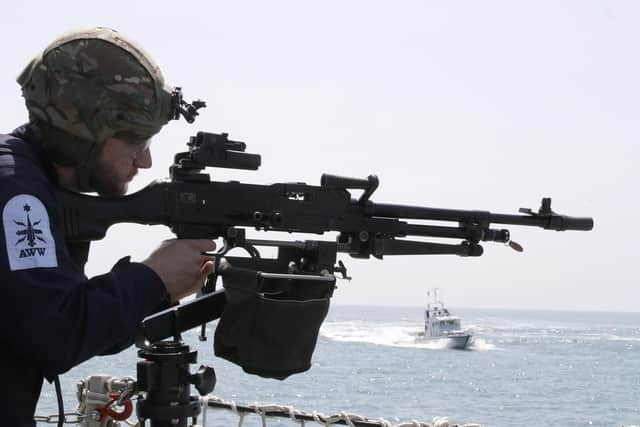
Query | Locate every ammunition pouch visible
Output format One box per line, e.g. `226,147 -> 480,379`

213,265 -> 334,380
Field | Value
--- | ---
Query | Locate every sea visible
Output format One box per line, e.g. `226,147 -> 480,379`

35,305 -> 640,427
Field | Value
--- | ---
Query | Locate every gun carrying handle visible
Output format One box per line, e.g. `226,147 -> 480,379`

321,174 -> 379,205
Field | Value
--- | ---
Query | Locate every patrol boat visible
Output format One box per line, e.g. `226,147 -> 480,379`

416,288 -> 472,349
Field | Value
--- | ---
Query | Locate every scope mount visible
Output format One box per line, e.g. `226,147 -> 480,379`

170,132 -> 262,182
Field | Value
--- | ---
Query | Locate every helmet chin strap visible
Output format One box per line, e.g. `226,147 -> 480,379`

74,144 -> 101,193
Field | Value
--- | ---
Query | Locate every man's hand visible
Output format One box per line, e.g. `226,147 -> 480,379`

142,239 -> 215,303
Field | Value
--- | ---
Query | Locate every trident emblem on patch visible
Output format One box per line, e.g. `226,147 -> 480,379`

14,204 -> 46,247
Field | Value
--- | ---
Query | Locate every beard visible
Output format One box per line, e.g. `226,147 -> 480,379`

88,158 -> 131,197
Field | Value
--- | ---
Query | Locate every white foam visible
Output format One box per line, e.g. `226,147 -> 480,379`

321,321 -> 494,350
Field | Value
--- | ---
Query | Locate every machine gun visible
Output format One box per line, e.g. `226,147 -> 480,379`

58,130 -> 592,261
55,131 -> 593,427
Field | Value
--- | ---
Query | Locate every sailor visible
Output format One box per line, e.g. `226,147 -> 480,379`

0,28 -> 215,426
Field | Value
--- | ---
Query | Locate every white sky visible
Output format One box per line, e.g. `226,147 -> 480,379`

1,1 -> 637,311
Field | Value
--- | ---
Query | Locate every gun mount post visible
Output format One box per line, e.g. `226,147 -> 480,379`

136,293 -> 223,426
136,341 -> 215,427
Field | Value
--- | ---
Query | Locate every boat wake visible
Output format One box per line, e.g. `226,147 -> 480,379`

467,337 -> 495,351
321,321 -> 495,351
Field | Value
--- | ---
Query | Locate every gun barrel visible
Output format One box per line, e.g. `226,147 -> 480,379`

488,213 -> 594,231
368,203 -> 594,231
557,216 -> 593,231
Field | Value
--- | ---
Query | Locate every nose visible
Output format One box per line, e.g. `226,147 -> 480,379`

134,147 -> 152,169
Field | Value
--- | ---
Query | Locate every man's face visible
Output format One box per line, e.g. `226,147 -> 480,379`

90,135 -> 152,196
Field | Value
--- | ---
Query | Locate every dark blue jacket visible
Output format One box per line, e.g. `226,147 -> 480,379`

0,126 -> 168,426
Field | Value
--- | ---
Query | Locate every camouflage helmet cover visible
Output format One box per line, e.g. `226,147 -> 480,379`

17,27 -> 174,145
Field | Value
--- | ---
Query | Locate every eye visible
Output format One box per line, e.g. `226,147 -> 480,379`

131,138 -> 152,154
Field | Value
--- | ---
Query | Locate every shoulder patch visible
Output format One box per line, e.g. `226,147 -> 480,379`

3,194 -> 58,271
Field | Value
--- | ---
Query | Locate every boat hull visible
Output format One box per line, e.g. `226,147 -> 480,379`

416,334 -> 472,350
445,334 -> 471,350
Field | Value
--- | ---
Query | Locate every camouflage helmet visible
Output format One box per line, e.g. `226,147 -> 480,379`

17,27 -> 174,155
